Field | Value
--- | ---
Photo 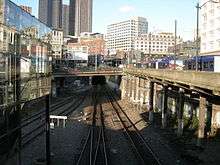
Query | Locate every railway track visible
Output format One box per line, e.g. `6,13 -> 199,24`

0,96 -> 76,144
21,92 -> 87,148
76,86 -> 108,165
104,85 -> 162,165
0,90 -> 88,165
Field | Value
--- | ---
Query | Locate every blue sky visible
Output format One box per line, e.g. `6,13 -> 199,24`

11,0 -> 198,40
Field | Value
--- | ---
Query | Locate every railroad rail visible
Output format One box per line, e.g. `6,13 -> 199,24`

76,87 -> 108,165
21,92 -> 87,148
105,85 -> 162,165
0,91 -> 87,164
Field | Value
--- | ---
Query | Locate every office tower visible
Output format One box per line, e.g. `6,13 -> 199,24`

38,0 -> 52,27
39,0 -> 62,29
106,17 -> 148,52
51,0 -> 62,29
69,0 -> 93,36
62,4 -> 69,36
69,0 -> 76,35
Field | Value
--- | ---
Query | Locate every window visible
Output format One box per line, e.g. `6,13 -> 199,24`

202,14 -> 207,22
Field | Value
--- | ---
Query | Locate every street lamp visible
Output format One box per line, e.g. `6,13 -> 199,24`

196,0 -> 220,71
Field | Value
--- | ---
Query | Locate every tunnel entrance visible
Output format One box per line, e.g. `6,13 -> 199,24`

91,76 -> 106,85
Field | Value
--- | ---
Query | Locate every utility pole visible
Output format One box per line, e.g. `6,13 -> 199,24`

196,2 -> 200,71
95,54 -> 97,71
46,94 -> 50,165
149,32 -> 151,59
174,20 -> 177,70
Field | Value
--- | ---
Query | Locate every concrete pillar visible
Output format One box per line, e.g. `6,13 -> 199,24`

197,95 -> 207,146
129,76 -> 133,98
177,88 -> 185,136
52,81 -> 57,97
161,85 -> 168,128
120,76 -> 126,99
137,77 -> 141,101
134,77 -> 137,101
206,102 -> 212,136
125,76 -> 129,97
189,94 -> 195,121
148,81 -> 154,123
140,79 -> 145,105
131,77 -> 137,101
153,83 -> 157,110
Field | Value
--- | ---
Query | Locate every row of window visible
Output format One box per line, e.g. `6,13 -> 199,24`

136,41 -> 174,45
136,45 -> 170,48
137,48 -> 167,52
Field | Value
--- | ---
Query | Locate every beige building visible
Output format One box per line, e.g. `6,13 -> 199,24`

51,29 -> 63,59
134,32 -> 182,56
106,17 -> 148,53
200,0 -> 220,55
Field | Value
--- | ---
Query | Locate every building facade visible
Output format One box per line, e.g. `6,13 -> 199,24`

134,32 -> 182,56
69,0 -> 76,36
0,0 -> 52,155
51,0 -> 62,29
75,0 -> 93,36
38,0 -> 52,27
1,0 -> 52,103
39,0 -> 62,29
168,40 -> 197,57
200,0 -> 220,55
51,29 -> 64,59
62,4 -> 69,36
106,17 -> 148,53
19,5 -> 32,14
66,32 -> 105,56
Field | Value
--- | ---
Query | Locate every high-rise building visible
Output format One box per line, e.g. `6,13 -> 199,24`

20,5 -> 32,14
39,0 -> 62,29
69,0 -> 93,36
106,17 -> 148,53
62,4 -> 69,36
200,0 -> 220,55
51,0 -> 62,29
38,0 -> 52,27
69,0 -> 76,36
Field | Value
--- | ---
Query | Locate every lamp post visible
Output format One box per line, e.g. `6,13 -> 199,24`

174,20 -> 177,70
196,0 -> 220,71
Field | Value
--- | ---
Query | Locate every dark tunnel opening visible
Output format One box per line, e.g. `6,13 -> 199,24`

91,76 -> 106,85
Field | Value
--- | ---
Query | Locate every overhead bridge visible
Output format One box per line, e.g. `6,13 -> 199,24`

124,68 -> 220,96
121,68 -> 220,146
53,70 -> 123,77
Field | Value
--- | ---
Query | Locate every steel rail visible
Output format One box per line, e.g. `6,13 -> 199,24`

105,86 -> 162,165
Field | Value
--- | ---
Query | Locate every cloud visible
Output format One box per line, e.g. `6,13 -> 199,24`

119,5 -> 135,13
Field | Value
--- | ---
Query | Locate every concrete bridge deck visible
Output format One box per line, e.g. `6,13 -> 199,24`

53,70 -> 123,77
124,68 -> 220,96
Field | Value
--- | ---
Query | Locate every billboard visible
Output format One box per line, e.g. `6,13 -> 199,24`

21,57 -> 31,73
65,52 -> 88,61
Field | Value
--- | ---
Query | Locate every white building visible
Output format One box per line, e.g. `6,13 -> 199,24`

106,17 -> 148,53
134,32 -> 182,55
51,29 -> 63,59
200,0 -> 220,55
